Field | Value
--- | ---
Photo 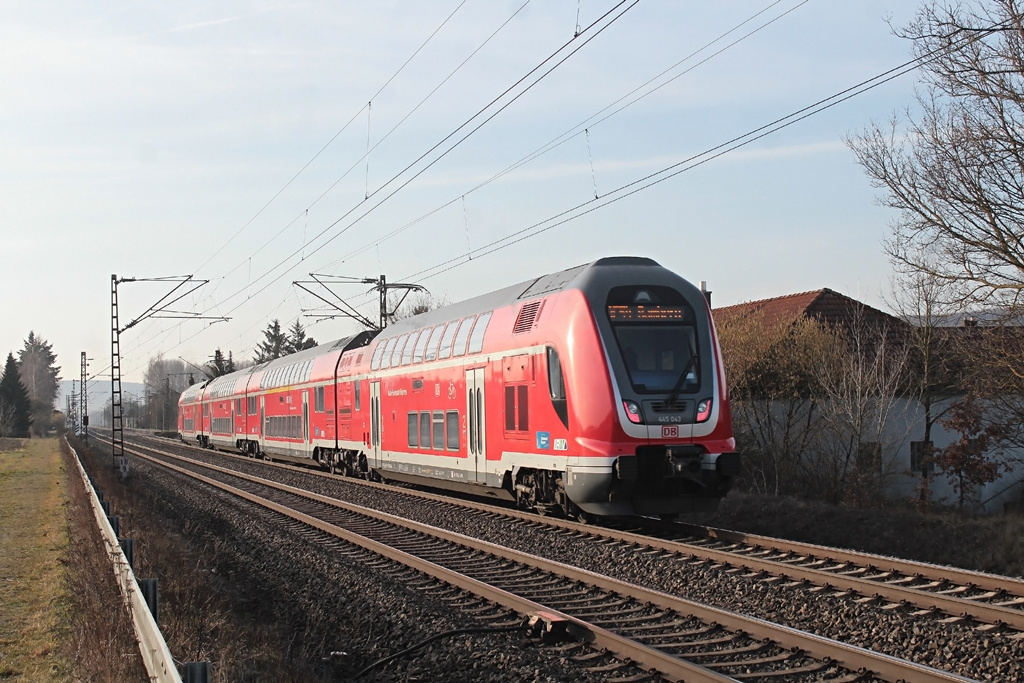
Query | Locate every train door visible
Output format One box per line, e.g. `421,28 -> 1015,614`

370,381 -> 382,469
258,396 -> 265,451
465,368 -> 486,483
302,390 -> 309,454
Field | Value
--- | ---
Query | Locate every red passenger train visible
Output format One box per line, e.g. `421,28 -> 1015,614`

178,257 -> 739,518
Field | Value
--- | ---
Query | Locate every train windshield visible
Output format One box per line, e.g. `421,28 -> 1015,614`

606,286 -> 700,394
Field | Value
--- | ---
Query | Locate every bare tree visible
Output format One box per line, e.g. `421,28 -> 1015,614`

0,400 -> 15,438
848,0 -> 1024,309
717,310 -> 837,497
719,304 -> 913,505
885,266 -> 969,505
391,292 -> 450,321
142,356 -> 189,431
812,310 -> 913,506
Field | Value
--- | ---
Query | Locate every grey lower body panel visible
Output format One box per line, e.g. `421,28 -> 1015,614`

376,463 -> 515,501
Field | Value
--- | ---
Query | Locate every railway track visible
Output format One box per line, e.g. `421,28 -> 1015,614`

117,437 -> 982,683
125,431 -> 1024,636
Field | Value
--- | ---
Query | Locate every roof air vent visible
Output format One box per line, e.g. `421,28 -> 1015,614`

513,300 -> 543,334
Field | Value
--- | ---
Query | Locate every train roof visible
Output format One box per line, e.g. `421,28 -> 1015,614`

177,331 -> 377,404
377,256 -> 665,338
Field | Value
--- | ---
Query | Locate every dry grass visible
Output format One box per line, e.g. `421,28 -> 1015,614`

0,438 -> 71,681
71,437 -> 331,682
59,438 -> 148,681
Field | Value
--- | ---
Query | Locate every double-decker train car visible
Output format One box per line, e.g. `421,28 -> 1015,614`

179,257 -> 739,518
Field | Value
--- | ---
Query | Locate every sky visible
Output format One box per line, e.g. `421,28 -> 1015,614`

0,0 -> 926,392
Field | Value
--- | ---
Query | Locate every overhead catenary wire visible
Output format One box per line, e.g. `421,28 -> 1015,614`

186,2 -> 639,323
123,2 -> 517,365
118,3 -> 993,377
114,0 -> 782,370
193,0 -> 472,276
110,1 -> 835,374
315,0 -> 803,274
401,20 -> 1010,285
203,0 -> 534,304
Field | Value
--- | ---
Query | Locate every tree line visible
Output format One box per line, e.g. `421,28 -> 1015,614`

0,332 -> 61,438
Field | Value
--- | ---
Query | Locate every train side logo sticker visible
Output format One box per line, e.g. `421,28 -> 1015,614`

536,432 -> 550,449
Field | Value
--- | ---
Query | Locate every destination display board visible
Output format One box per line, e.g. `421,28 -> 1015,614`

607,305 -> 689,322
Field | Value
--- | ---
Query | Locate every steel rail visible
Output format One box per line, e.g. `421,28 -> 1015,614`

680,522 -> 1024,596
125,433 -> 1024,630
129,443 -> 980,683
132,449 -> 734,683
121,433 -> 1024,630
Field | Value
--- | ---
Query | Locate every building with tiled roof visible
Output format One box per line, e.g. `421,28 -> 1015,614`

713,288 -> 904,331
712,286 -> 1022,514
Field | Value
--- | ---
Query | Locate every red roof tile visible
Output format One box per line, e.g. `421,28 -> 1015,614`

714,288 -> 904,330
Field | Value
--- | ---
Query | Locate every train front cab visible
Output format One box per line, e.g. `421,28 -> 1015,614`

557,260 -> 740,518
178,382 -> 207,446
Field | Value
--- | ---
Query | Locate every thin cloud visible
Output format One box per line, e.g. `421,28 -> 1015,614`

168,6 -> 283,33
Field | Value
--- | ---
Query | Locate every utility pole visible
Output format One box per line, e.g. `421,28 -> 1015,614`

160,374 -> 166,432
111,274 -> 125,475
110,273 -> 221,477
81,352 -> 90,445
293,273 -> 426,331
69,380 -> 78,436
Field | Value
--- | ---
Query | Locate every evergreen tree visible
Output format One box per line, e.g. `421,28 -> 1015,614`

206,348 -> 237,377
17,332 -> 60,436
254,319 -> 287,363
0,352 -> 32,437
285,320 -> 317,354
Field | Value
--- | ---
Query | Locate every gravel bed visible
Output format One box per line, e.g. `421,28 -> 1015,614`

140,438 -> 1024,683
130,451 -> 646,682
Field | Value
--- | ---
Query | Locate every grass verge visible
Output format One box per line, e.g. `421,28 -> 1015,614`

0,438 -> 71,680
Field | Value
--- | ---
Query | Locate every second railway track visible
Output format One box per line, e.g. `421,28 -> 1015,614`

115,436 -> 1005,682
126,431 -> 1024,633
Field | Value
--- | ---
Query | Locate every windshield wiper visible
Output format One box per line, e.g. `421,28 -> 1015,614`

666,337 -> 699,407
665,356 -> 698,407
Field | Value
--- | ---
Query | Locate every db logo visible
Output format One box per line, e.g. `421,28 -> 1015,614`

662,426 -> 679,438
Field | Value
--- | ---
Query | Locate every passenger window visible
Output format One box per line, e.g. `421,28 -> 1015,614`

432,411 -> 445,449
424,324 -> 445,362
413,329 -> 430,363
381,337 -> 398,369
407,413 -> 418,447
504,386 -> 516,431
452,317 -> 475,357
419,410 -> 431,448
547,346 -> 568,429
518,385 -> 529,431
390,334 -> 409,368
395,333 -> 411,366
468,311 -> 491,354
446,411 -> 459,450
437,322 -> 457,359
